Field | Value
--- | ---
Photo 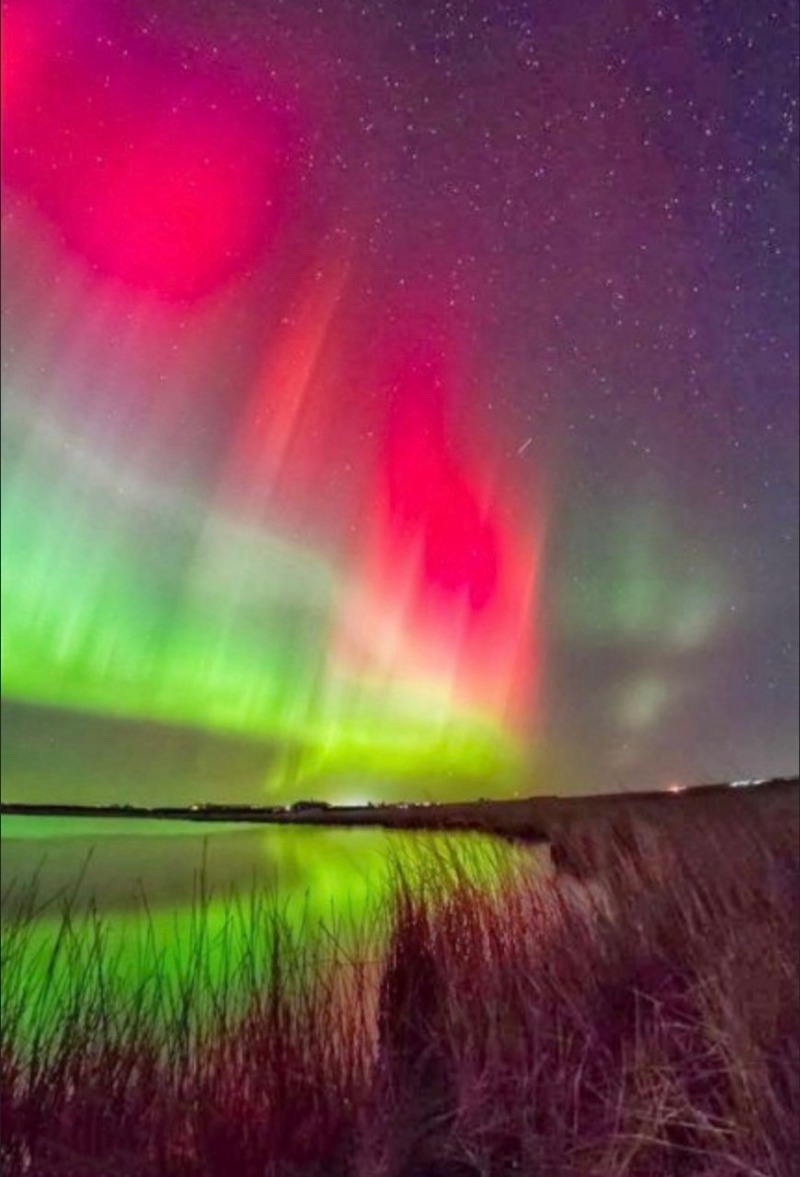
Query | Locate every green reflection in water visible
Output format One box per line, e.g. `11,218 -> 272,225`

1,819 -> 542,1038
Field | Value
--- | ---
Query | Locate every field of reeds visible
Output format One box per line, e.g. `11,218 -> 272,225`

1,794 -> 798,1177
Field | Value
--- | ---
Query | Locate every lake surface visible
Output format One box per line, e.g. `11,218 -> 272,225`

1,815 -> 549,1012
0,815 -> 405,919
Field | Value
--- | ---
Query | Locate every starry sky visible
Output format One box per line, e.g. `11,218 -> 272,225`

1,0 -> 798,799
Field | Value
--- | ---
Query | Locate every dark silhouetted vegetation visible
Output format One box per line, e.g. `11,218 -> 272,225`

2,793 -> 798,1176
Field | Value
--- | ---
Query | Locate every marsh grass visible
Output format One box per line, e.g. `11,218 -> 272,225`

1,803 -> 798,1177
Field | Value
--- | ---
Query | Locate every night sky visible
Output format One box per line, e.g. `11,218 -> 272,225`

1,0 -> 798,798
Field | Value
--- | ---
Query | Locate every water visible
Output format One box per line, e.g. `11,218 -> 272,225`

1,816 -> 391,914
1,814 -> 548,1016
0,816 -> 403,970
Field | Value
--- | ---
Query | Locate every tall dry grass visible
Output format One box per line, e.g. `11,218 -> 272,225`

1,800 -> 798,1177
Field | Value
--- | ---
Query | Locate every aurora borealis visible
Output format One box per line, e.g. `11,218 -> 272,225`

1,0 -> 798,800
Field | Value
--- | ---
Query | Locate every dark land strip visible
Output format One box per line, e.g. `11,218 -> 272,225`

2,776 -> 797,844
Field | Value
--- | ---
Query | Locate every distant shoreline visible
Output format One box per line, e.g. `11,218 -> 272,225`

2,776 -> 797,843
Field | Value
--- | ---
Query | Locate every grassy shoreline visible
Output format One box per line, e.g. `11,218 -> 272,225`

2,788 -> 798,1177
2,774 -> 797,840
